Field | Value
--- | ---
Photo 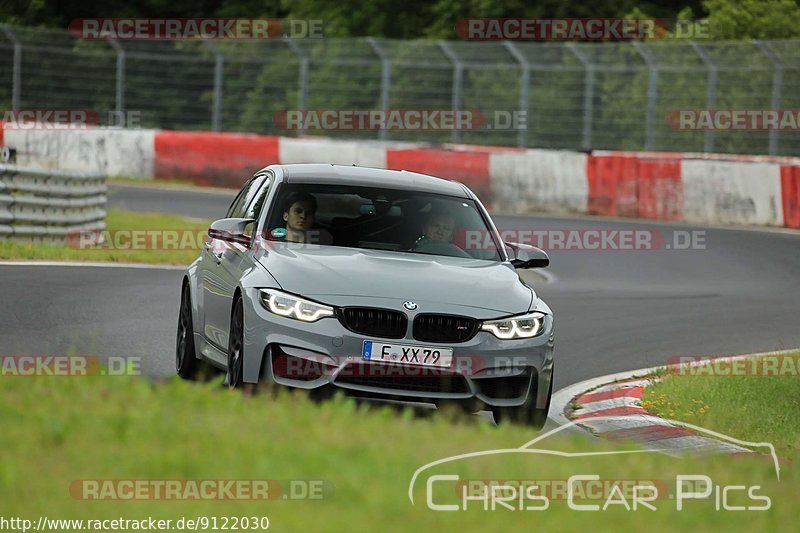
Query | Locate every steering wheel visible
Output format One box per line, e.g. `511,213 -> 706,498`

412,235 -> 472,258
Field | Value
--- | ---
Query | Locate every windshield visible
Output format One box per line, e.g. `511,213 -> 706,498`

263,183 -> 502,261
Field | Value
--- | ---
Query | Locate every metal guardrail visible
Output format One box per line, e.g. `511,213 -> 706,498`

0,165 -> 107,239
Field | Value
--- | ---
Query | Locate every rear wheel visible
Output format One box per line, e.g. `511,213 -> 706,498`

492,371 -> 553,429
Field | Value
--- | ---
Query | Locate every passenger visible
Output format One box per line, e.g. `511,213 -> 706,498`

281,192 -> 332,244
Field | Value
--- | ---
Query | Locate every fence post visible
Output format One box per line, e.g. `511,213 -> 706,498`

756,41 -> 782,156
503,41 -> 529,148
566,43 -> 595,151
437,40 -> 463,144
367,37 -> 391,141
107,40 -> 126,121
690,41 -> 717,153
1,25 -> 22,111
285,39 -> 309,136
203,41 -> 224,132
632,41 -> 658,151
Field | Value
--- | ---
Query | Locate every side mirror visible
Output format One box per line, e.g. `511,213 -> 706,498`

506,242 -> 550,269
208,218 -> 255,247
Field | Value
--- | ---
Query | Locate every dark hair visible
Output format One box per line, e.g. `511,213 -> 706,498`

283,192 -> 318,214
427,211 -> 454,224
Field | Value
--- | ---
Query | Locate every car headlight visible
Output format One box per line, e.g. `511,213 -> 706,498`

258,289 -> 334,322
481,312 -> 546,340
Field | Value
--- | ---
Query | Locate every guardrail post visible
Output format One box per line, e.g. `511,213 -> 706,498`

757,41 -> 783,156
1,25 -> 22,111
107,40 -> 126,121
204,41 -> 224,131
285,39 -> 309,136
567,43 -> 595,151
632,41 -> 659,151
438,41 -> 463,144
367,38 -> 392,141
690,41 -> 717,153
503,41 -> 529,148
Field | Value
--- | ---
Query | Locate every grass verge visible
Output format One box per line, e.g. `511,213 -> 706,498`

641,352 -> 800,458
0,373 -> 795,531
0,209 -> 211,265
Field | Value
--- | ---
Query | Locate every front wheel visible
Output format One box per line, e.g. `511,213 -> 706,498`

492,372 -> 553,429
226,297 -> 245,390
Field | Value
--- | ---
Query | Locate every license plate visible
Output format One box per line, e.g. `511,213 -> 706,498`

362,341 -> 453,368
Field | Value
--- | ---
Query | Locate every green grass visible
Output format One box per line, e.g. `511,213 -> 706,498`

0,374 -> 795,531
642,352 -> 800,458
0,209 -> 211,265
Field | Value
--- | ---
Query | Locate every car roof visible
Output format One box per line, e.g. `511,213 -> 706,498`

275,164 -> 470,198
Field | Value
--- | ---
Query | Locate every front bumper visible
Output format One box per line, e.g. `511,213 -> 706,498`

241,288 -> 555,410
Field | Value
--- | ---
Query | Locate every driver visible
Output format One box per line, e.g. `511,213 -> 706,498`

422,212 -> 456,243
412,211 -> 471,258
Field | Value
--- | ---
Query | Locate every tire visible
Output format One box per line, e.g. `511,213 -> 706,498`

531,375 -> 553,429
176,283 -> 200,379
492,371 -> 553,430
226,296 -> 245,390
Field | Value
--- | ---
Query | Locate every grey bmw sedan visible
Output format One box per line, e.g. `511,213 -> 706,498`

177,164 -> 554,427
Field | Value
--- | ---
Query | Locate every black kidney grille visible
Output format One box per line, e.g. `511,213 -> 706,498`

338,308 -> 407,339
413,314 -> 479,343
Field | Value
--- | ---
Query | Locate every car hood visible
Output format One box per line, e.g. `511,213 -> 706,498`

256,244 -> 534,316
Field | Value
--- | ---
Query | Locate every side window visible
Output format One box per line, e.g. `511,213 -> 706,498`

226,178 -> 257,219
227,175 -> 269,219
244,175 -> 272,221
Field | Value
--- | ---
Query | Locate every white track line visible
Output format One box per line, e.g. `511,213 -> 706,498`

573,396 -> 644,415
0,260 -> 186,271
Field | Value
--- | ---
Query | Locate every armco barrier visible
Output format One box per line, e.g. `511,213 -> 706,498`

0,165 -> 107,239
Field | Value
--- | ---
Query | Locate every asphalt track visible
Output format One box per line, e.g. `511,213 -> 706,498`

2,184 -> 800,393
